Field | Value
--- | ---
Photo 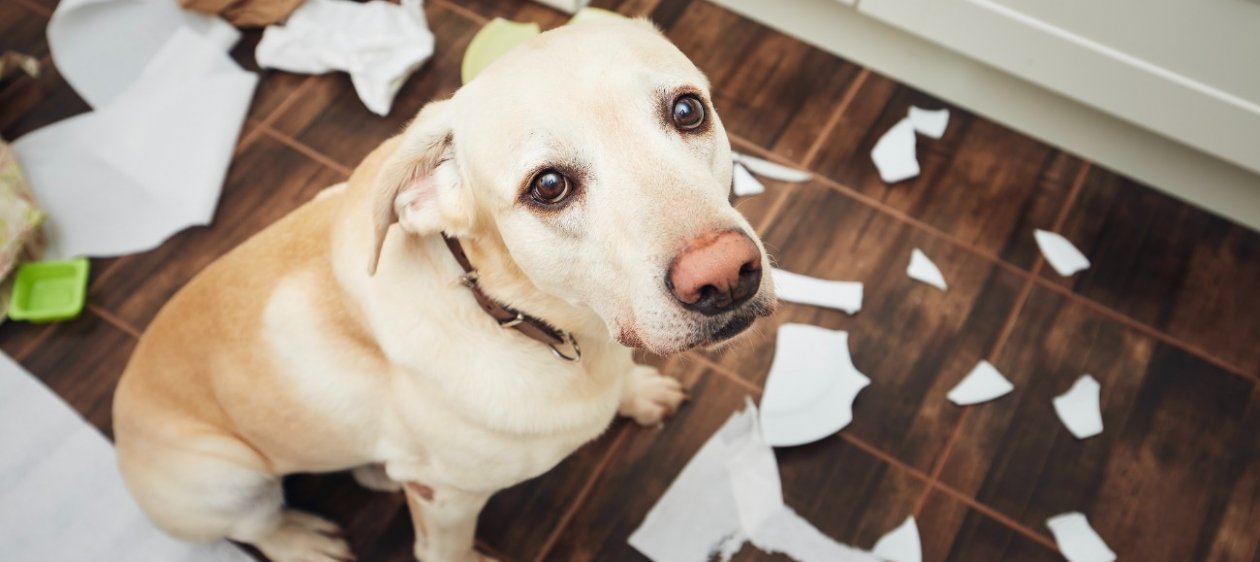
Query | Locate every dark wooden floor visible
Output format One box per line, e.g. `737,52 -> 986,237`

3,0 -> 1259,560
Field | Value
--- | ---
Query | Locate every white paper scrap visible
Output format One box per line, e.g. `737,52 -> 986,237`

733,152 -> 812,183
946,360 -> 1014,406
871,117 -> 919,183
628,399 -> 880,562
0,353 -> 251,561
257,0 -> 434,116
733,162 -> 766,196
1034,229 -> 1090,277
907,248 -> 947,291
11,0 -> 257,259
872,516 -> 922,562
1046,512 -> 1115,562
770,268 -> 862,315
907,106 -> 949,139
760,324 -> 870,447
1053,375 -> 1104,439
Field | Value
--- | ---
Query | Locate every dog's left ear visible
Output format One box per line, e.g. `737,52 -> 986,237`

369,99 -> 469,275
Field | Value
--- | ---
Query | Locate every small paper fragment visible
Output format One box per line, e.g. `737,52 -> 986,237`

1053,375 -> 1104,439
761,324 -> 870,447
1034,229 -> 1090,276
733,162 -> 766,196
872,516 -> 921,562
1046,512 -> 1115,562
871,118 -> 920,183
908,106 -> 949,139
733,152 -> 812,182
946,360 -> 1013,406
907,248 -> 947,291
770,269 -> 862,315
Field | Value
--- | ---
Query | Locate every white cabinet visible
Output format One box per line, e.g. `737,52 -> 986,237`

858,0 -> 1260,175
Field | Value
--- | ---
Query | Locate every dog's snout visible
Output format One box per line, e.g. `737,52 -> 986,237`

667,230 -> 763,316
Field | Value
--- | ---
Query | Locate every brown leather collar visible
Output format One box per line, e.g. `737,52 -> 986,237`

442,233 -> 581,362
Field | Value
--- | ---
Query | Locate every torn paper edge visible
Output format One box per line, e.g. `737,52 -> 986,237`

760,325 -> 870,447
733,152 -> 812,182
733,161 -> 766,196
872,516 -> 921,562
1046,512 -> 1116,562
1034,229 -> 1090,277
770,268 -> 862,315
1053,375 -> 1104,439
946,360 -> 1014,406
871,117 -> 919,183
629,399 -> 881,562
907,106 -> 949,139
906,248 -> 947,291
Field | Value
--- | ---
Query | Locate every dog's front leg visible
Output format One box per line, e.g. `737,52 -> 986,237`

617,355 -> 688,426
404,482 -> 495,562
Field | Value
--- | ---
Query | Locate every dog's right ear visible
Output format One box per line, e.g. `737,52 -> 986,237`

368,99 -> 464,275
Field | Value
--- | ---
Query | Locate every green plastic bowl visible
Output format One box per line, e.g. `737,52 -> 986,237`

8,258 -> 90,323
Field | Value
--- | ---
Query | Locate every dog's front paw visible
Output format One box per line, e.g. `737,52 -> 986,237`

619,367 -> 687,426
255,510 -> 354,562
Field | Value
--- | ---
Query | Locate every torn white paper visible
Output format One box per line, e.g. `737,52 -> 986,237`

946,360 -> 1013,406
628,399 -> 880,562
256,0 -> 433,116
733,162 -> 766,196
0,353 -> 251,561
907,248 -> 947,291
1034,229 -> 1090,277
732,152 -> 812,183
1046,512 -> 1116,562
907,106 -> 949,139
1053,375 -> 1104,439
11,0 -> 257,259
872,516 -> 922,562
761,324 -> 870,447
770,268 -> 862,315
871,117 -> 919,183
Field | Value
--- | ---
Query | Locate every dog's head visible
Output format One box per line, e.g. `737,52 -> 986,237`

369,18 -> 776,354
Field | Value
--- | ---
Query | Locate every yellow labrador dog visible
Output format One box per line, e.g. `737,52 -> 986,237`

114,18 -> 776,562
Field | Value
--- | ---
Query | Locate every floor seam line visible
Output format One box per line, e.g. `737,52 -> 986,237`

257,125 -> 355,177
530,425 -> 632,562
799,68 -> 870,169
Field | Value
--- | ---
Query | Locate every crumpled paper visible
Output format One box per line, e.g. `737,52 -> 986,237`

11,0 -> 257,259
256,0 -> 434,116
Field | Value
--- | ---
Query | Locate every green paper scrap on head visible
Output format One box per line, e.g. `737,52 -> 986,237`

460,8 -> 626,85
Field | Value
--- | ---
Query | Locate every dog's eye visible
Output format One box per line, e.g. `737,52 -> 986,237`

671,95 -> 705,130
529,170 -> 572,205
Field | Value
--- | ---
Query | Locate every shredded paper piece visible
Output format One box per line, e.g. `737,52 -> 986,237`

760,324 -> 870,447
1047,512 -> 1116,562
11,0 -> 257,259
906,248 -> 947,291
733,162 -> 766,196
0,353 -> 251,561
946,360 -> 1013,406
629,400 -> 880,562
770,268 -> 862,315
871,118 -> 919,183
257,0 -> 434,116
733,152 -> 812,183
1034,229 -> 1090,277
907,106 -> 949,139
1053,375 -> 1104,439
872,516 -> 922,562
